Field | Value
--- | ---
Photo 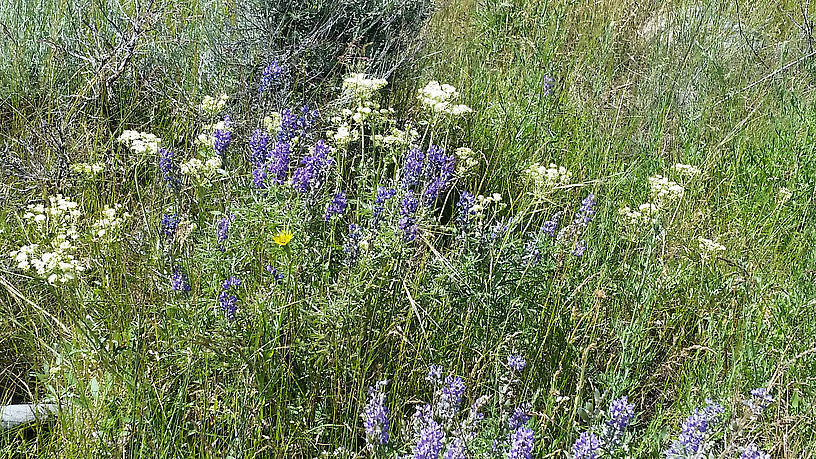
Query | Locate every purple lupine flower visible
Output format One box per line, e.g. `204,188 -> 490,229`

422,145 -> 455,205
343,224 -> 364,266
265,265 -> 284,284
254,141 -> 291,188
507,355 -> 526,372
291,140 -> 335,193
216,214 -> 235,251
490,219 -> 512,241
572,431 -> 600,459
508,426 -> 534,459
542,75 -> 555,96
278,108 -> 298,142
508,405 -> 530,430
523,239 -> 541,265
741,444 -> 771,459
217,291 -> 238,320
221,276 -> 242,290
412,404 -> 444,459
437,375 -> 466,422
542,211 -> 562,237
743,388 -> 773,415
401,146 -> 425,189
362,380 -> 390,448
455,191 -> 476,232
401,191 -> 420,216
443,438 -> 466,459
260,61 -> 282,92
324,191 -> 348,221
372,186 -> 397,227
427,365 -> 443,385
574,193 -> 596,227
399,190 -> 421,242
249,129 -> 270,167
161,213 -> 179,238
607,396 -> 635,432
666,399 -> 724,457
213,117 -> 232,157
158,148 -> 181,189
297,105 -> 319,132
170,267 -> 191,292
572,240 -> 587,257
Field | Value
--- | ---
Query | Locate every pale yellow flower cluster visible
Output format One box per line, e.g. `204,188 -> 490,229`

672,163 -> 702,177
11,195 -> 85,284
200,94 -> 228,114
418,81 -> 473,115
698,237 -> 725,259
342,73 -> 388,100
453,147 -> 479,178
92,205 -> 131,239
648,175 -> 685,204
70,162 -> 104,178
180,155 -> 223,184
524,162 -> 571,200
117,130 -> 161,155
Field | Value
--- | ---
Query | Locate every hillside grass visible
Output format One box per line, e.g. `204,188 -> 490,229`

1,0 -> 816,457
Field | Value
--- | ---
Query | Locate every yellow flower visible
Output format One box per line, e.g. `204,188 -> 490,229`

273,229 -> 293,247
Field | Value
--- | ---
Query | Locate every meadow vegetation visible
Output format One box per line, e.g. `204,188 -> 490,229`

1,0 -> 815,457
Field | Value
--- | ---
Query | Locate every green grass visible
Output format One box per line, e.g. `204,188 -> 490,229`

2,0 -> 816,457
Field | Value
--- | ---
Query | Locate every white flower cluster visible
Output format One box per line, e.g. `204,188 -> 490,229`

201,94 -> 228,114
180,154 -> 222,184
195,119 -> 229,149
92,205 -> 131,239
23,194 -> 82,224
342,73 -> 388,100
70,162 -> 104,178
672,163 -> 701,177
648,175 -> 685,204
524,162 -> 571,200
117,130 -> 161,155
372,124 -> 420,149
777,187 -> 792,205
469,193 -> 505,219
11,195 -> 85,284
418,81 -> 473,115
617,203 -> 659,229
698,237 -> 725,260
453,147 -> 479,178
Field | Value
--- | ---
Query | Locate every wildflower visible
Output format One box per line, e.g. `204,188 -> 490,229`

412,405 -> 444,459
273,229 -> 293,247
508,426 -> 534,459
401,146 -> 425,189
443,439 -> 466,459
507,355 -> 526,372
291,140 -> 335,193
523,239 -> 541,265
698,237 -> 725,260
422,145 -> 456,205
436,375 -> 466,422
743,388 -> 773,416
217,276 -> 241,319
70,162 -> 104,178
324,192 -> 348,221
572,431 -> 600,459
399,191 -> 420,242
524,163 -> 571,200
665,399 -> 724,457
216,214 -> 235,251
92,205 -> 130,239
740,444 -> 771,459
118,130 -> 161,155
158,148 -> 182,189
362,380 -> 390,448
426,365 -> 443,385
265,265 -> 284,284
170,268 -> 191,292
213,118 -> 232,157
571,240 -> 587,257
607,396 -> 635,432
372,187 -> 397,227
343,73 -> 388,100
454,147 -> 479,178
260,61 -> 282,92
455,191 -> 477,233
673,163 -> 701,177
541,75 -> 555,96
418,81 -> 472,115
508,405 -> 530,430
200,94 -> 228,114
343,224 -> 364,266
777,187 -> 792,204
574,193 -> 596,227
161,213 -> 179,238
648,175 -> 684,205
542,211 -> 562,237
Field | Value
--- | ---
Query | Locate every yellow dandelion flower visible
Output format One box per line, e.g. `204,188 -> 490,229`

273,229 -> 293,247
